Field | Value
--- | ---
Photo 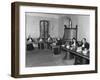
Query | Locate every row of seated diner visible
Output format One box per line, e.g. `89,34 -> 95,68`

26,35 -> 90,64
62,38 -> 90,64
26,35 -> 89,57
26,35 -> 62,51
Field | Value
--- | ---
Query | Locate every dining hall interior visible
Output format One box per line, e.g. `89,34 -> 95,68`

25,12 -> 90,67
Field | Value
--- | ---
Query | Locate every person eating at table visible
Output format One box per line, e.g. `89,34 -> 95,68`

70,37 -> 78,50
47,35 -> 53,49
26,35 -> 34,50
80,38 -> 90,64
81,38 -> 89,51
75,38 -> 90,64
63,37 -> 78,60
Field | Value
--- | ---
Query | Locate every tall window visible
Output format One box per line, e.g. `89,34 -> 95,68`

40,20 -> 49,39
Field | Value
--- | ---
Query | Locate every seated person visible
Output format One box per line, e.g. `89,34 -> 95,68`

55,38 -> 62,54
51,38 -> 61,55
63,38 -> 78,60
80,38 -> 90,64
51,38 -> 57,46
56,38 -> 62,46
47,35 -> 53,42
27,35 -> 33,42
47,35 -> 53,49
75,38 -> 90,64
26,35 -> 34,50
70,37 -> 78,50
79,38 -> 89,57
81,38 -> 89,51
38,37 -> 43,42
64,41 -> 70,48
38,37 -> 44,49
32,38 -> 38,48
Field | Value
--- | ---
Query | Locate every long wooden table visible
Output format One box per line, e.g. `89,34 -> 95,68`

61,47 -> 89,61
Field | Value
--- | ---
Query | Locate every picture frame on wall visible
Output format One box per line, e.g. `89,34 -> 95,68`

11,2 -> 98,78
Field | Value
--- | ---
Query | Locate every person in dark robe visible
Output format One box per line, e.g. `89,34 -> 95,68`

38,37 -> 44,49
47,35 -> 53,49
75,38 -> 90,64
56,38 -> 62,46
70,37 -> 78,50
80,38 -> 90,64
70,38 -> 78,59
26,35 -> 34,50
81,38 -> 89,50
63,37 -> 77,60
